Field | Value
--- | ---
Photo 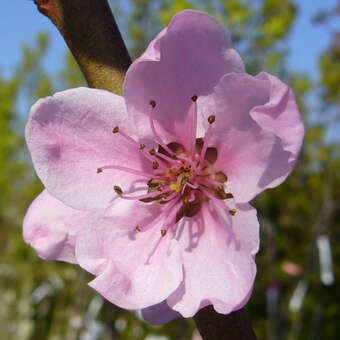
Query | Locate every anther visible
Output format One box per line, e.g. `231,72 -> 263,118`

112,126 -> 120,133
152,161 -> 159,169
215,171 -> 228,183
149,149 -> 156,155
229,208 -> 237,216
161,229 -> 167,237
139,143 -> 146,150
114,185 -> 123,195
96,168 -> 103,173
191,94 -> 198,102
150,100 -> 156,108
208,115 -> 216,124
136,225 -> 141,232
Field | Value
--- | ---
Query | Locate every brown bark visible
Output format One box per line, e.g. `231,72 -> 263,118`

194,306 -> 258,340
34,0 -> 131,94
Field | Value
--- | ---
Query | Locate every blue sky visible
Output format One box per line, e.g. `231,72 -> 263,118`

1,0 -> 339,80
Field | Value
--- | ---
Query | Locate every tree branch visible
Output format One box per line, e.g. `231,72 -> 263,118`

34,0 -> 131,94
194,306 -> 258,340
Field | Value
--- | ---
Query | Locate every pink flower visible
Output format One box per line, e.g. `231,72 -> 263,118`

23,10 -> 304,323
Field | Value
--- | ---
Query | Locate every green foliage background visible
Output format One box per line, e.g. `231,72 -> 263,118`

0,0 -> 339,339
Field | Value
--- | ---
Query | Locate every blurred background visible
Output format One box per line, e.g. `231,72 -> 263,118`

0,0 -> 339,339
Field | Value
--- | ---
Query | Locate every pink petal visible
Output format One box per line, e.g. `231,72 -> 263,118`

23,190 -> 92,263
167,203 -> 259,317
250,72 -> 305,187
206,72 -> 303,202
124,10 -> 244,147
26,87 -> 150,211
142,300 -> 181,325
75,201 -> 183,310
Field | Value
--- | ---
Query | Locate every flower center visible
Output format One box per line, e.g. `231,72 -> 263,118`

97,96 -> 236,236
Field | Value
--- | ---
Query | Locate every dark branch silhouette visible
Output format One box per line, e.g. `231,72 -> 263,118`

34,0 -> 131,94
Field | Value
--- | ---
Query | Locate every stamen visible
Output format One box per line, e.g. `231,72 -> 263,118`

208,115 -> 216,124
111,126 -> 158,164
229,208 -> 237,216
200,188 -> 235,214
215,171 -> 228,183
120,188 -> 172,201
136,225 -> 141,232
115,127 -> 139,145
114,185 -> 123,195
138,149 -> 166,171
134,198 -> 179,233
155,151 -> 181,165
97,165 -> 166,180
190,95 -> 198,158
170,173 -> 186,192
177,155 -> 199,173
198,177 -> 225,187
160,199 -> 182,236
152,161 -> 160,169
149,100 -> 174,155
186,182 -> 199,189
198,115 -> 216,169
161,191 -> 179,202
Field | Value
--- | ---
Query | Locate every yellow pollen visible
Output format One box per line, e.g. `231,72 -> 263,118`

181,176 -> 188,185
229,208 -> 237,216
114,185 -> 123,195
184,196 -> 189,204
170,183 -> 181,192
139,144 -> 146,149
150,100 -> 156,108
189,169 -> 195,176
96,168 -> 103,173
167,169 -> 175,174
149,149 -> 156,155
170,173 -> 186,192
152,161 -> 159,169
112,126 -> 119,133
161,229 -> 167,236
208,115 -> 216,124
